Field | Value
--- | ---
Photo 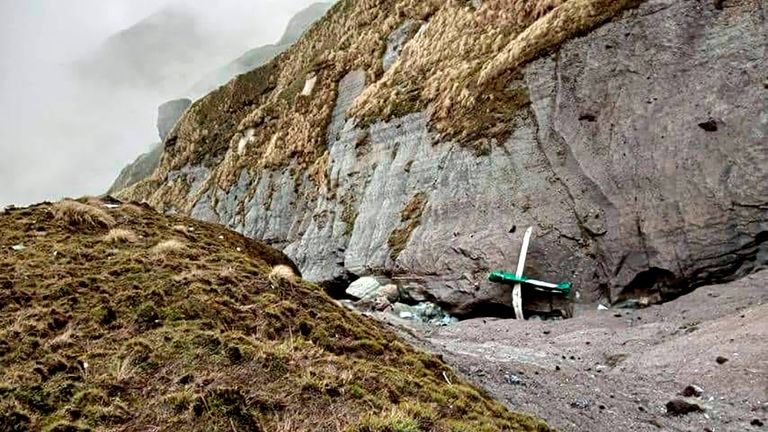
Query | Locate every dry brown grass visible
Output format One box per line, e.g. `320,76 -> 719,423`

269,264 -> 298,285
479,0 -> 643,84
151,239 -> 188,257
51,200 -> 116,230
0,200 -> 551,431
120,0 -> 640,213
103,228 -> 138,244
121,203 -> 146,216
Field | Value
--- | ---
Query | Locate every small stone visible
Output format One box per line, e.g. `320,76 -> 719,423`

715,356 -> 729,364
555,365 -> 561,371
751,419 -> 764,427
698,118 -> 719,132
680,385 -> 703,397
595,365 -> 607,372
505,374 -> 523,385
665,399 -> 704,416
377,284 -> 399,303
614,312 -> 623,318
598,304 -> 609,311
570,398 -> 591,410
399,311 -> 413,319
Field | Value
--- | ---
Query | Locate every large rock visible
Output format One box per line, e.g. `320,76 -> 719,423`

120,0 -> 767,316
346,276 -> 385,300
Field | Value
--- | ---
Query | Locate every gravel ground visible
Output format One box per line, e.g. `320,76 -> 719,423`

377,271 -> 768,431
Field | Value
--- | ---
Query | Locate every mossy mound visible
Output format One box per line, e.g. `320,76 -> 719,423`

0,198 -> 551,431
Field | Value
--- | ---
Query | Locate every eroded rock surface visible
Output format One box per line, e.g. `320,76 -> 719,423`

119,0 -> 767,316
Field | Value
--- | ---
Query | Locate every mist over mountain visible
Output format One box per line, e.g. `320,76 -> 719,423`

0,0 -> 323,208
73,6 -> 214,95
189,2 -> 333,98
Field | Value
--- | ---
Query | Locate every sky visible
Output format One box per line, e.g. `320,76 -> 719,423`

0,0 -> 321,207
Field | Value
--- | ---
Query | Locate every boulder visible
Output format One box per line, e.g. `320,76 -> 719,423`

378,284 -> 400,303
345,277 -> 383,300
666,399 -> 704,416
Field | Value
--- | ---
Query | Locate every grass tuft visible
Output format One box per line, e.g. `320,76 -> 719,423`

269,264 -> 297,286
0,199 -> 551,430
51,200 -> 115,230
103,228 -> 138,244
151,239 -> 188,257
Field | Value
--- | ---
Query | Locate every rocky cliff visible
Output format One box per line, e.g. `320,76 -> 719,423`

118,0 -> 768,316
108,4 -> 332,196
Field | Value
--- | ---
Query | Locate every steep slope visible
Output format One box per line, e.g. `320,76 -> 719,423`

188,2 -> 333,99
118,0 -> 768,315
107,4 -> 332,198
0,198 -> 550,431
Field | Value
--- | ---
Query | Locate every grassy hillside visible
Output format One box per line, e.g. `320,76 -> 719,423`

0,198 -> 551,431
118,0 -> 643,208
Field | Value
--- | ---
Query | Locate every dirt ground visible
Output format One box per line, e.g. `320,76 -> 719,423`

376,271 -> 768,431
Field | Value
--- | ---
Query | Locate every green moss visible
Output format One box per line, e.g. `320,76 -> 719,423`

388,192 -> 428,261
341,193 -> 359,237
0,200 -> 550,431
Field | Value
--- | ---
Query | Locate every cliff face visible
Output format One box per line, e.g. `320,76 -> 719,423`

108,4 -> 332,197
118,0 -> 768,315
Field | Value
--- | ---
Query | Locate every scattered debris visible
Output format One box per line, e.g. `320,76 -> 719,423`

488,227 -> 573,321
698,118 -> 719,132
666,399 -> 704,416
391,302 -> 458,326
505,374 -> 524,386
680,385 -> 704,397
11,244 -> 25,252
570,398 -> 592,410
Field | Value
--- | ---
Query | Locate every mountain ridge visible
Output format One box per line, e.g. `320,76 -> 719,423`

116,0 -> 767,316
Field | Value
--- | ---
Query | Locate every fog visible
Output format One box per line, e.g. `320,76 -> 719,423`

0,0 -> 321,207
